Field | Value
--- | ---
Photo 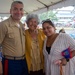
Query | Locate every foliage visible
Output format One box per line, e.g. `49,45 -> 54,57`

39,10 -> 58,23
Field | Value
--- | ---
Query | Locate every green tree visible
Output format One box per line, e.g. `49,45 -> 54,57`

39,10 -> 58,22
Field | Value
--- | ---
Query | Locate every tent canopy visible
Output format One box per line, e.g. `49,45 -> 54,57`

0,0 -> 75,16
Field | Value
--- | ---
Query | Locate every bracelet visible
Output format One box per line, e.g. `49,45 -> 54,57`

65,58 -> 69,62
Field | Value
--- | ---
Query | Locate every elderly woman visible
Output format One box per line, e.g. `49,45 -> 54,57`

25,14 -> 45,75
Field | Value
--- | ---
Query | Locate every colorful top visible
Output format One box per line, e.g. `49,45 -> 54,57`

25,29 -> 45,71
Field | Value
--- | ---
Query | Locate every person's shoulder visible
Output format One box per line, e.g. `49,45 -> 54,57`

25,29 -> 28,32
59,33 -> 66,36
25,29 -> 29,34
0,18 -> 9,26
0,19 -> 9,29
60,33 -> 69,36
38,29 -> 46,38
38,29 -> 44,34
59,33 -> 70,39
0,20 -> 9,31
38,29 -> 43,31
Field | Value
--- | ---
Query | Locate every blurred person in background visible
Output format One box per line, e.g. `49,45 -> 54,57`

59,28 -> 66,33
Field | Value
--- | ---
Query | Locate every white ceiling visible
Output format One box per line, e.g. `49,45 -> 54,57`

0,0 -> 75,17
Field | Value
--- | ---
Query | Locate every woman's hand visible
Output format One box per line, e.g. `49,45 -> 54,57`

54,58 -> 67,66
60,58 -> 67,66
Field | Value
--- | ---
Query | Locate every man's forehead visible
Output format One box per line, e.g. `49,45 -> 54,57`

11,3 -> 24,9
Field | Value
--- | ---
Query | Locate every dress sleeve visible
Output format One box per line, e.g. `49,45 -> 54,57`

65,34 -> 75,50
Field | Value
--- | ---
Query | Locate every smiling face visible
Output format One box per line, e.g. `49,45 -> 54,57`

42,22 -> 56,37
10,3 -> 24,21
27,18 -> 38,31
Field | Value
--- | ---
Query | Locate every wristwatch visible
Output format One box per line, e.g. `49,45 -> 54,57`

66,58 -> 69,62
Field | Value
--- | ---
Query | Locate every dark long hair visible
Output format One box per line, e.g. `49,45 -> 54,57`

42,19 -> 55,28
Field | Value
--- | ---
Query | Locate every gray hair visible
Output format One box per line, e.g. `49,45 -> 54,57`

26,14 -> 40,24
11,1 -> 24,9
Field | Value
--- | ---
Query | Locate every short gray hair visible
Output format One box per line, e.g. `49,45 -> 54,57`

26,14 -> 40,24
11,1 -> 24,8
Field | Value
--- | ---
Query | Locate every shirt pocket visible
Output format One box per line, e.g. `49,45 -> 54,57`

8,30 -> 14,39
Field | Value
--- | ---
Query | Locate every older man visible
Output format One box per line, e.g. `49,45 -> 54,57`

0,1 -> 28,75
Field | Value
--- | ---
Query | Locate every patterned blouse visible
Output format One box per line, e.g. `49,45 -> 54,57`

30,38 -> 42,71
